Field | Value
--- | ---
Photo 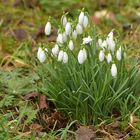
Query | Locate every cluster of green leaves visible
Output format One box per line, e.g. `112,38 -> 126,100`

38,28 -> 140,125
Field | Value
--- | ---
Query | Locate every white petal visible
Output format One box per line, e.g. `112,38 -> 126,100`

72,30 -> 77,40
106,53 -> 112,63
62,15 -> 67,27
57,33 -> 63,44
116,50 -> 121,61
63,52 -> 68,63
62,32 -> 67,42
83,15 -> 88,28
98,38 -> 102,47
65,22 -> 71,35
79,11 -> 84,25
99,50 -> 105,62
45,22 -> 51,36
58,50 -> 64,61
78,50 -> 85,64
83,36 -> 92,44
111,64 -> 117,77
76,24 -> 83,35
83,48 -> 87,61
37,47 -> 46,63
68,40 -> 74,51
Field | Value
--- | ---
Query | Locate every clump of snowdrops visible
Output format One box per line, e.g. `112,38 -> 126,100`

37,10 -> 140,124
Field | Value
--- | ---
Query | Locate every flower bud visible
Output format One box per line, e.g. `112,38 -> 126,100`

62,15 -> 67,27
111,64 -> 117,77
37,47 -> 46,63
45,22 -> 51,36
98,38 -> 102,47
68,40 -> 74,51
58,50 -> 64,62
72,30 -> 77,40
107,31 -> 113,40
99,50 -> 105,62
83,36 -> 92,45
57,33 -> 63,44
106,53 -> 112,63
76,24 -> 83,35
65,22 -> 71,35
62,32 -> 67,42
83,15 -> 88,28
78,50 -> 85,64
52,44 -> 59,57
78,11 -> 84,25
83,48 -> 87,60
63,52 -> 68,63
116,50 -> 121,61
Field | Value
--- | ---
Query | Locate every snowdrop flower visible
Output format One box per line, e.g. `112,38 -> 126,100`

107,39 -> 115,52
57,33 -> 63,44
58,50 -> 64,61
45,22 -> 51,36
78,11 -> 84,25
72,30 -> 77,40
62,32 -> 67,42
68,40 -> 74,51
63,52 -> 68,63
101,40 -> 107,48
78,49 -> 86,64
99,50 -> 105,62
52,44 -> 59,57
106,53 -> 112,63
76,24 -> 83,35
83,15 -> 88,28
83,48 -> 87,60
62,15 -> 67,27
83,36 -> 92,45
98,38 -> 102,47
65,22 -> 71,35
116,49 -> 121,61
37,47 -> 46,63
111,64 -> 117,77
107,31 -> 113,40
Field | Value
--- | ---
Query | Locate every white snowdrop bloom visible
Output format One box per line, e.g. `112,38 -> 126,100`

62,15 -> 67,27
83,36 -> 92,45
101,40 -> 107,48
99,50 -> 105,62
57,33 -> 63,44
72,30 -> 77,40
76,24 -> 83,35
106,53 -> 112,63
83,48 -> 87,60
83,15 -> 88,28
111,64 -> 117,77
116,49 -> 121,61
52,44 -> 59,57
65,22 -> 71,35
62,32 -> 67,42
45,22 -> 51,36
63,52 -> 68,63
58,50 -> 64,62
37,47 -> 46,63
68,40 -> 74,51
107,40 -> 115,52
78,11 -> 84,25
98,38 -> 102,47
78,50 -> 85,64
107,31 -> 113,40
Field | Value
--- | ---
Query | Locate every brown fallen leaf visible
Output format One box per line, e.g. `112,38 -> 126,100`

30,123 -> 43,132
75,126 -> 96,140
24,92 -> 38,100
39,95 -> 48,109
11,28 -> 28,41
